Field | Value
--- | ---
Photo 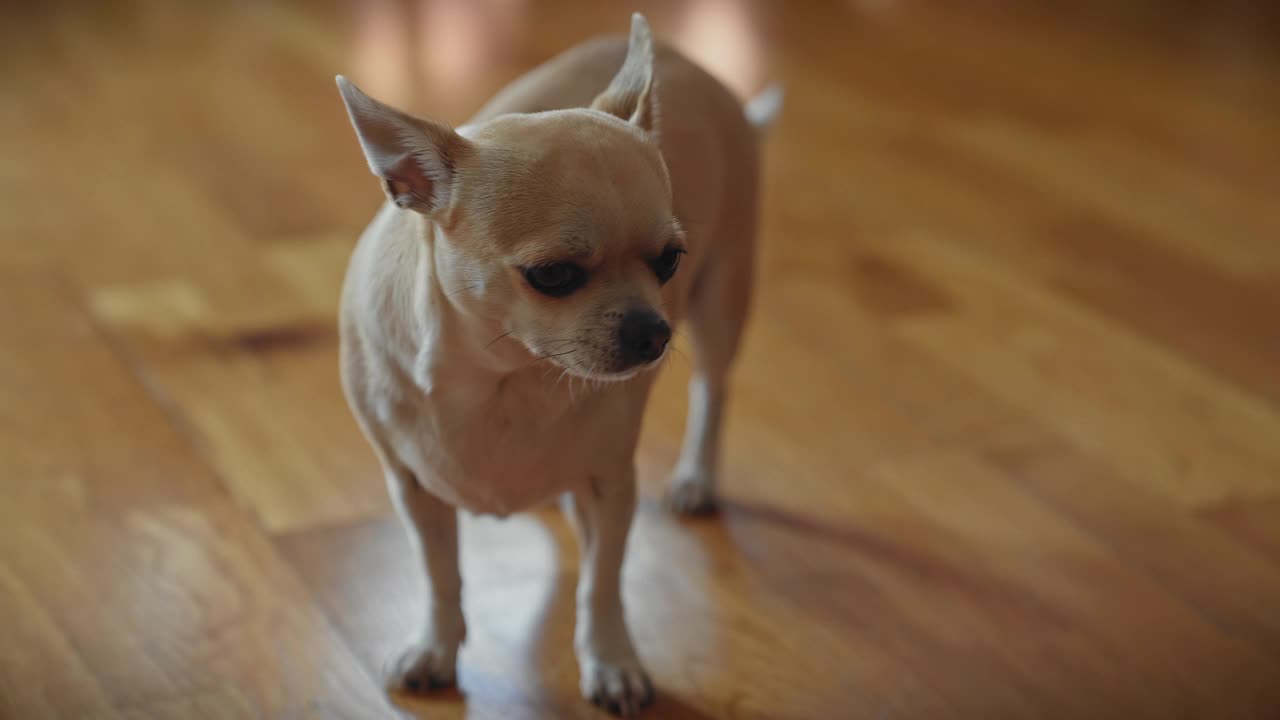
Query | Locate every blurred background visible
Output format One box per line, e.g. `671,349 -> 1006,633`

2,1 -> 1279,718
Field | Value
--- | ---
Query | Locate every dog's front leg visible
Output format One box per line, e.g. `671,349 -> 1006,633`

383,464 -> 465,694
567,468 -> 654,717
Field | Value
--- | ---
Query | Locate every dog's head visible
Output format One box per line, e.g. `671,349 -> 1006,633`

337,14 -> 682,381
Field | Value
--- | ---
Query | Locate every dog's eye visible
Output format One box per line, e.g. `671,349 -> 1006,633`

652,246 -> 685,284
524,262 -> 587,297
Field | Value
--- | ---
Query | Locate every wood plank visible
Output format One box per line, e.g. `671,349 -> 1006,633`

0,564 -> 115,719
1202,497 -> 1280,569
0,273 -> 393,718
940,118 -> 1280,402
857,450 -> 1280,718
88,241 -> 390,533
986,443 -> 1280,657
869,231 -> 1280,508
721,271 -> 1280,663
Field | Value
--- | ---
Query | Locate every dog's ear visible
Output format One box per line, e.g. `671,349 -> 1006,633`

590,13 -> 658,135
335,76 -> 471,217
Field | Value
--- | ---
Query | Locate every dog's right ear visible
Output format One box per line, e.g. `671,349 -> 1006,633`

590,13 -> 658,135
335,76 -> 471,217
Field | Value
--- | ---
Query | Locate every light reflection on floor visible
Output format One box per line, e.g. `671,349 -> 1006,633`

347,0 -> 770,116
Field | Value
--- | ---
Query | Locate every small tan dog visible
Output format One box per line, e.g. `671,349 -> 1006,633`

336,14 -> 777,716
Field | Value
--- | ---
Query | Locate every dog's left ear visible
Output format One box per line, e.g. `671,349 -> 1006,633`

591,13 -> 659,135
335,76 -> 471,218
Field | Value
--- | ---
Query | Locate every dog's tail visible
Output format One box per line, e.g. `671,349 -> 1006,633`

744,84 -> 784,134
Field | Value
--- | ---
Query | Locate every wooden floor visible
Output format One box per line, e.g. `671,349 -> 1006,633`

3,1 -> 1280,718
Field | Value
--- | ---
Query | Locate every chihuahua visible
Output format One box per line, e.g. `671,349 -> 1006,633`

336,14 -> 777,717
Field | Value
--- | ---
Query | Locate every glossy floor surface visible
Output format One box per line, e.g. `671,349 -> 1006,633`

3,1 -> 1280,718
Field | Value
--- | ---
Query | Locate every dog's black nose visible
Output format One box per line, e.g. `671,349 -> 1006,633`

618,310 -> 671,365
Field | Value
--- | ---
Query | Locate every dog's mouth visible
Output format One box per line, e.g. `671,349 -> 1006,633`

587,365 -> 647,383
538,348 -> 663,383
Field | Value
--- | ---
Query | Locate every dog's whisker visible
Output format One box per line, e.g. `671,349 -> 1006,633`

536,339 -> 585,354
486,330 -> 515,348
520,345 -> 582,371
556,358 -> 583,393
542,363 -> 560,383
563,362 -> 580,403
668,344 -> 692,370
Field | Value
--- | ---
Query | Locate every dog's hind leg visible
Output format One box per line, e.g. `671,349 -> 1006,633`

665,216 -> 755,515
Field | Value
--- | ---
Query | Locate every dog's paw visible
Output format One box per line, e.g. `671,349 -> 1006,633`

386,642 -> 458,696
580,658 -> 655,717
664,472 -> 717,515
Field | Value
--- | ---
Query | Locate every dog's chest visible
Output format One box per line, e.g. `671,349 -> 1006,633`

380,378 -> 645,515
